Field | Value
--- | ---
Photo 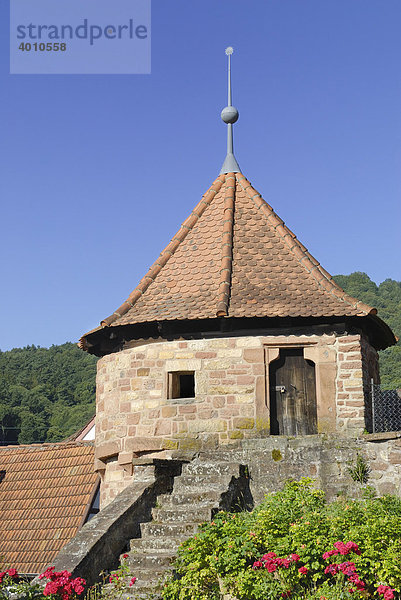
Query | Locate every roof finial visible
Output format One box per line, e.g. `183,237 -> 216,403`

220,46 -> 241,175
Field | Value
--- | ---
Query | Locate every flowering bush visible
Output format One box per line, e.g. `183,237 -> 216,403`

162,479 -> 401,600
101,553 -> 137,599
0,555 -> 139,600
0,567 -> 86,600
39,567 -> 86,600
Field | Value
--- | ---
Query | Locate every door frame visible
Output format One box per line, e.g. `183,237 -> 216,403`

268,347 -> 317,435
263,339 -> 337,435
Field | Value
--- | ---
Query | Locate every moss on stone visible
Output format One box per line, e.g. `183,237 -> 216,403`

256,417 -> 270,431
178,438 -> 202,451
271,449 -> 282,461
234,417 -> 255,430
228,430 -> 244,440
161,439 -> 179,450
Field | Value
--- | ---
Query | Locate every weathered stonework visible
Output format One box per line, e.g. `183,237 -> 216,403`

94,332 -> 380,506
364,433 -> 401,496
54,433 -> 401,587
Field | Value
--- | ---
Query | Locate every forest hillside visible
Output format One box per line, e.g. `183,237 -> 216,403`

333,272 -> 401,389
0,273 -> 399,445
0,343 -> 97,444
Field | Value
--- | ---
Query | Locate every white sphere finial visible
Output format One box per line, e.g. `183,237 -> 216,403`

221,106 -> 239,124
225,47 -> 234,56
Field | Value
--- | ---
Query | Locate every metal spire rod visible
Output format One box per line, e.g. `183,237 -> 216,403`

227,48 -> 232,107
220,47 -> 241,175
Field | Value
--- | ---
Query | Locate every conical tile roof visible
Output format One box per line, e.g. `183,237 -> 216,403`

98,172 -> 376,329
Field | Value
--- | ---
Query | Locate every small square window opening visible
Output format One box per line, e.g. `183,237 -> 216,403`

168,371 -> 195,399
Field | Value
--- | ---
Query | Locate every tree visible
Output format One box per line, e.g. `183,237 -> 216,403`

334,272 -> 401,389
0,342 -> 97,444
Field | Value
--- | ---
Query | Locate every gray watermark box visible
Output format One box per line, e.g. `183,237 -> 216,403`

10,0 -> 151,74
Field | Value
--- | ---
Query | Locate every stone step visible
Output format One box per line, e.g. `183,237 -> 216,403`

126,568 -> 167,589
172,476 -> 231,491
182,461 -> 240,477
140,521 -> 199,538
125,592 -> 162,600
122,460 -> 242,598
130,535 -> 188,551
157,489 -> 221,507
127,550 -> 175,569
152,504 -> 214,523
102,571 -> 166,598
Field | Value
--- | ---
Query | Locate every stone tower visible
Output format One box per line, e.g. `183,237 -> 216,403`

79,51 -> 395,507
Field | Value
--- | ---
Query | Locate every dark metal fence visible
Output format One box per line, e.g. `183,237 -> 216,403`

371,380 -> 401,433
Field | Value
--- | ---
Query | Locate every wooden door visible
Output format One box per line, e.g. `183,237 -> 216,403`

269,348 -> 317,435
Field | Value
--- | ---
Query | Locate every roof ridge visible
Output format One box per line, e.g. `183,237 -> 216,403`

216,173 -> 235,317
235,173 -> 376,317
101,174 -> 226,327
0,441 -> 94,452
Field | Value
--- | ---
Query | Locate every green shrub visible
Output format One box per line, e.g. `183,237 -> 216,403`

162,479 -> 401,600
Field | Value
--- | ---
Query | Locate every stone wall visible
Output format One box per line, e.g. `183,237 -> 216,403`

94,332 -> 376,506
236,433 -> 401,504
363,432 -> 401,495
334,334 -> 366,434
334,334 -> 380,435
360,335 -> 380,433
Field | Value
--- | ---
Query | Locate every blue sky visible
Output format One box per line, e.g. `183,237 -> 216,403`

1,0 -> 400,351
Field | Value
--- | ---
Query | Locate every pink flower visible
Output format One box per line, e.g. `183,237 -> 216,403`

43,581 -> 59,596
298,566 -> 308,575
266,562 -> 277,573
324,564 -> 339,576
339,562 -> 356,576
252,561 -> 263,569
262,552 -> 277,560
7,568 -> 18,579
72,577 -> 86,595
355,579 -> 366,590
345,541 -> 361,555
378,585 -> 396,600
290,554 -> 300,562
129,577 -> 137,587
334,541 -> 348,555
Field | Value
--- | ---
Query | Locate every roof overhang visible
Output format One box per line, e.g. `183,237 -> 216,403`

80,314 -> 396,357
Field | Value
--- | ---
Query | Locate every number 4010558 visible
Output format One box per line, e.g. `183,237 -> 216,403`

19,42 -> 67,51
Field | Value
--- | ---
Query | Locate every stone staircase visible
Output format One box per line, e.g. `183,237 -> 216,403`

124,456 -> 251,598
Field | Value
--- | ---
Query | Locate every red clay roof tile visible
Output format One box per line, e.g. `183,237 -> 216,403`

84,171 -> 375,334
0,442 -> 97,575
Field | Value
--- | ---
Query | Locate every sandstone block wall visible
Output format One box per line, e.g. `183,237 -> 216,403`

223,434 -> 401,504
334,334 -> 379,434
95,332 -> 379,506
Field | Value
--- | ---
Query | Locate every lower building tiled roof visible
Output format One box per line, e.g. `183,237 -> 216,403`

0,442 -> 97,575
